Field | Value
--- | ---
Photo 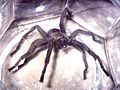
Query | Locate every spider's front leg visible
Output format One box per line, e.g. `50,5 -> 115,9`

70,29 -> 104,44
8,39 -> 47,72
47,47 -> 59,87
40,41 -> 53,82
10,25 -> 47,57
69,40 -> 109,79
60,6 -> 72,33
60,8 -> 104,44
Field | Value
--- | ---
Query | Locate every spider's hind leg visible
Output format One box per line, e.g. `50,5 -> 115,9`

9,39 -> 47,72
10,25 -> 47,57
8,52 -> 31,72
82,43 -> 109,76
8,43 -> 37,72
87,49 -> 109,76
69,40 -> 109,78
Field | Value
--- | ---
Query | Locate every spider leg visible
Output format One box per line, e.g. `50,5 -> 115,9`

8,39 -> 47,72
69,40 -> 109,77
40,41 -> 53,82
10,25 -> 47,57
69,29 -> 104,44
59,8 -> 67,33
68,43 -> 88,79
9,53 -> 30,72
12,46 -> 47,73
82,51 -> 88,80
47,47 -> 59,87
11,57 -> 30,73
60,7 -> 72,33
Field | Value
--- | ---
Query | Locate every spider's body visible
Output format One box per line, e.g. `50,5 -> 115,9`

48,29 -> 69,49
8,6 -> 110,87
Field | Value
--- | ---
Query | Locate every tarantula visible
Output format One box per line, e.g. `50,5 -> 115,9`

8,7 -> 109,86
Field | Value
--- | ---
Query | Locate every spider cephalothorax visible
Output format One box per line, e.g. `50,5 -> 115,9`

48,28 -> 70,49
8,6 -> 109,87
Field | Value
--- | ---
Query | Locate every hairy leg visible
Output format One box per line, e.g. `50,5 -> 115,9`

82,51 -> 88,80
59,8 -> 68,33
69,40 -> 109,77
8,39 -> 47,72
69,29 -> 104,44
40,41 -> 53,82
10,25 -> 47,56
69,43 -> 88,79
11,46 -> 47,73
47,47 -> 59,87
8,53 -> 30,72
59,7 -> 72,34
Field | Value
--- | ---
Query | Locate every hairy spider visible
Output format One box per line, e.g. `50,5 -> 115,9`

8,7 -> 109,87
